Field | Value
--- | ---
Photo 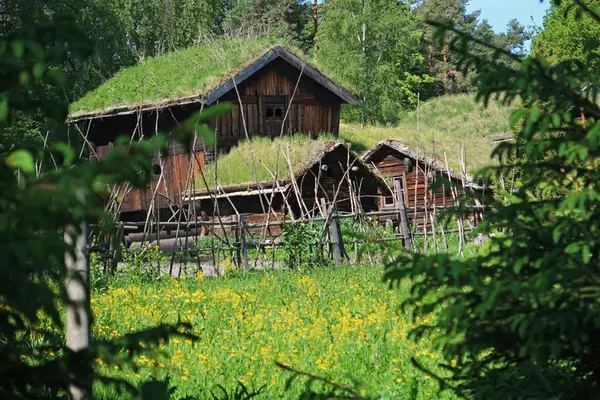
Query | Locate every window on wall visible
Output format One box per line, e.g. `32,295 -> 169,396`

266,106 -> 284,120
383,194 -> 395,206
381,176 -> 406,207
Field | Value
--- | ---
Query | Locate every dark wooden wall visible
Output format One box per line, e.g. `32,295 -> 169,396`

92,141 -> 204,214
374,153 -> 454,209
370,148 -> 487,231
213,57 -> 341,148
83,56 -> 346,217
290,146 -> 381,217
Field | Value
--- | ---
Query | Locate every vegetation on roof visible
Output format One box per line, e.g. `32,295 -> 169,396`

198,135 -> 337,188
198,94 -> 512,188
340,94 -> 513,171
70,37 -> 350,118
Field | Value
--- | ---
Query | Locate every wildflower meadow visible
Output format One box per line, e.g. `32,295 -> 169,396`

92,266 -> 455,399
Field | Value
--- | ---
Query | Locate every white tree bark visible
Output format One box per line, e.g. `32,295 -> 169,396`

65,209 -> 90,400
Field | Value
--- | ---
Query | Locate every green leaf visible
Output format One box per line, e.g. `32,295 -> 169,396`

6,150 -> 35,173
0,95 -> 8,121
509,109 -> 527,128
52,143 -> 75,167
582,245 -> 591,264
196,102 -> 233,122
196,125 -> 216,148
11,40 -> 24,59
32,63 -> 45,80
46,68 -> 67,88
551,113 -> 562,128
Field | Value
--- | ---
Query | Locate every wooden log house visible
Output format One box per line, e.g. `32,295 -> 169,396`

68,42 -> 357,220
184,142 -> 386,238
363,140 -> 484,229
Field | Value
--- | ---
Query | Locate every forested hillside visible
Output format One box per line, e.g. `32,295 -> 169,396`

0,0 -> 529,155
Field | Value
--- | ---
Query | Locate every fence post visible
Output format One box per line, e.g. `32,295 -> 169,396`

65,192 -> 91,400
329,205 -> 344,265
319,198 -> 330,259
393,179 -> 411,250
232,215 -> 242,268
240,215 -> 248,272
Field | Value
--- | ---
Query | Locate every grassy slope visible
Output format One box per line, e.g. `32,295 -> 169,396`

93,266 -> 455,399
340,93 -> 513,172
200,135 -> 337,188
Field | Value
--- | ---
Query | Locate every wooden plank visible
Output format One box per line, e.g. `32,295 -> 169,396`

258,95 -> 264,136
232,104 -> 240,138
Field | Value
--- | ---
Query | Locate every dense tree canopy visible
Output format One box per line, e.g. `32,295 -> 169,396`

385,2 -> 600,398
317,0 -> 429,125
533,0 -> 600,72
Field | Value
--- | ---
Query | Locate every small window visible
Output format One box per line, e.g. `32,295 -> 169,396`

274,108 -> 283,117
266,108 -> 274,118
152,163 -> 162,176
383,195 -> 395,206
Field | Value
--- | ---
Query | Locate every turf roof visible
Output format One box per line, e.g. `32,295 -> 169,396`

69,37 -> 352,120
198,135 -> 339,189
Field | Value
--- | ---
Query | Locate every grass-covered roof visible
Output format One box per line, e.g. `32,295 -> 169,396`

69,37 -> 351,120
195,94 -> 512,189
340,94 -> 513,171
198,135 -> 338,189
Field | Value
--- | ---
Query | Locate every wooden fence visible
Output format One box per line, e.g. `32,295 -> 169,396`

93,203 -> 483,276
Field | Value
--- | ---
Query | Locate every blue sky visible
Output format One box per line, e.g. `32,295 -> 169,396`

466,0 -> 551,32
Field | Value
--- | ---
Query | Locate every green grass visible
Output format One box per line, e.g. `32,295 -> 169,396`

341,93 -> 513,172
93,265 -> 456,399
70,37 -> 350,118
71,37 -> 290,116
201,94 -> 512,187
199,135 -> 337,188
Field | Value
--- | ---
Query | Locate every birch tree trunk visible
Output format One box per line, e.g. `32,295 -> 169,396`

65,204 -> 91,400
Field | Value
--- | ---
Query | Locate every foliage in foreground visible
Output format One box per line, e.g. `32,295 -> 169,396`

385,4 -> 600,399
0,12 -> 229,397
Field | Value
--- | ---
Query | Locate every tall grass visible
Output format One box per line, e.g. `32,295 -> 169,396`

199,94 -> 511,187
71,37 -> 295,115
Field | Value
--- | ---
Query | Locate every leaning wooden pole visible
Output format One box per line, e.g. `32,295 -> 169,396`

65,191 -> 91,400
393,178 -> 411,250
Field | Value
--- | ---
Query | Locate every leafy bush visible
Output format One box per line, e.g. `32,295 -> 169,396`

281,221 -> 321,269
0,11 -> 229,397
122,245 -> 167,280
384,7 -> 600,399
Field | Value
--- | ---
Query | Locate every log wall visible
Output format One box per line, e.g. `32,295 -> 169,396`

212,57 -> 341,148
